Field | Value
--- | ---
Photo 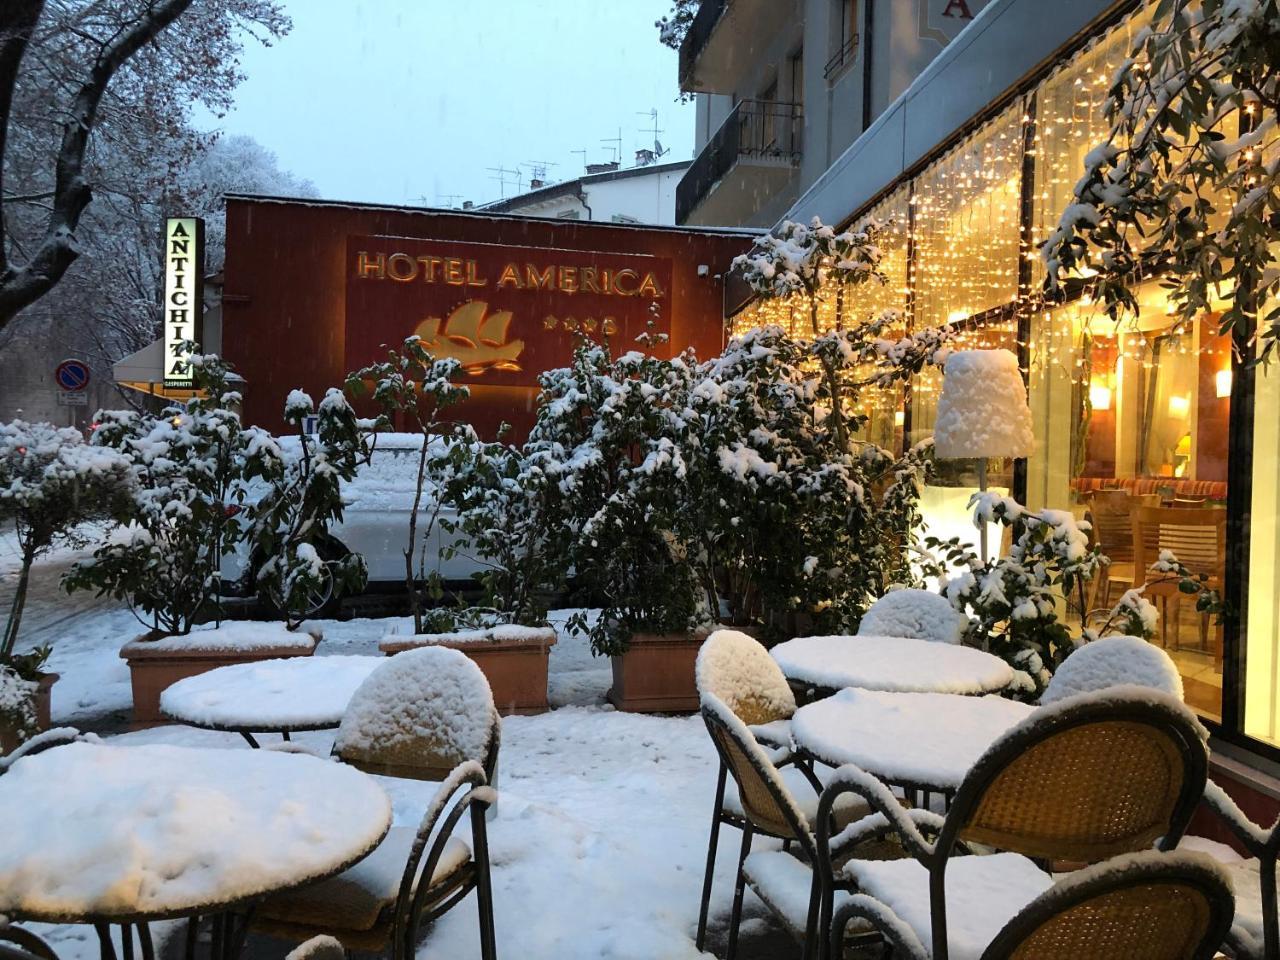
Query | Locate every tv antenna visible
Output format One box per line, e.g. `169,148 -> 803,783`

570,148 -> 588,173
521,160 -> 558,184
486,165 -> 521,198
637,108 -> 668,157
600,128 -> 623,165
434,192 -> 465,209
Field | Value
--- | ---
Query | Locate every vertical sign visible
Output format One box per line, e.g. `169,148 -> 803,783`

163,217 -> 204,388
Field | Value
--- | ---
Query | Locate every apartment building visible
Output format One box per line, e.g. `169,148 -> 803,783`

482,160 -> 692,226
676,0 -> 992,227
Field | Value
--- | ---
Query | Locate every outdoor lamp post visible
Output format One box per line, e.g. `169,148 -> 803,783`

933,349 -> 1035,563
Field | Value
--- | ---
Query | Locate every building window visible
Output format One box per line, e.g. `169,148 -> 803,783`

789,47 -> 804,107
556,210 -> 581,220
1247,326 -> 1280,744
610,214 -> 639,224
825,0 -> 858,80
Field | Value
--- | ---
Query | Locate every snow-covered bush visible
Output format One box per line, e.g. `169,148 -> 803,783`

924,493 -> 1105,698
346,336 -> 470,633
249,388 -> 369,629
0,665 -> 38,745
0,420 -> 132,663
654,0 -> 698,49
528,336 -> 704,656
64,353 -> 272,636
1041,0 -> 1280,359
1085,548 -> 1224,642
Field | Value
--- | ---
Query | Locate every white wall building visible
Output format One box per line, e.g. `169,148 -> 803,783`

481,160 -> 691,226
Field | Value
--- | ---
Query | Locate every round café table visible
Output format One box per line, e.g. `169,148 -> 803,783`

791,686 -> 1035,808
770,634 -> 1015,699
0,741 -> 392,960
160,655 -> 383,747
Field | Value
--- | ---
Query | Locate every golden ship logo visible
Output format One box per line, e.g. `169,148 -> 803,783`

414,301 -> 524,376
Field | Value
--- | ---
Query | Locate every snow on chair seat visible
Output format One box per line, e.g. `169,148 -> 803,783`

844,853 -> 1054,960
1198,780 -> 1280,960
335,645 -> 500,782
742,849 -> 857,938
696,629 -> 796,731
858,589 -> 969,645
1039,635 -> 1183,706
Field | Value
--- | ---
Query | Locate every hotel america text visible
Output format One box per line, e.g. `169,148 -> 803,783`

355,251 -> 665,298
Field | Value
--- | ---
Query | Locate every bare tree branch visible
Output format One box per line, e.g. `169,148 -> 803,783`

0,0 -> 47,277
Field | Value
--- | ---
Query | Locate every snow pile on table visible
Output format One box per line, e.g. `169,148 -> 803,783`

1039,636 -> 1183,705
932,350 -> 1035,459
118,621 -> 320,655
695,630 -> 795,724
336,646 -> 497,769
158,655 -> 382,729
858,589 -> 968,645
770,634 -> 1013,695
0,742 -> 390,918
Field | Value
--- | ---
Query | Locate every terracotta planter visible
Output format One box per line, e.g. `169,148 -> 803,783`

380,626 -> 557,716
607,629 -> 709,714
120,625 -> 320,727
0,672 -> 59,755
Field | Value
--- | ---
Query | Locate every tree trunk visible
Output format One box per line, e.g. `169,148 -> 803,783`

1,545 -> 36,660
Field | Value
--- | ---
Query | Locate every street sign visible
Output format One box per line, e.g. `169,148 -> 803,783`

55,359 -> 90,392
57,391 -> 88,406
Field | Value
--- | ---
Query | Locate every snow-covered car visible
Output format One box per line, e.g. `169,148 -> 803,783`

221,433 -> 484,613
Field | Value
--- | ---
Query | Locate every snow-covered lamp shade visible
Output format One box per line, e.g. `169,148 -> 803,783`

933,349 -> 1035,460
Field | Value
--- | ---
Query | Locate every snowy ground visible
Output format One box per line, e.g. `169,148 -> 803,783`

0,531 -> 795,960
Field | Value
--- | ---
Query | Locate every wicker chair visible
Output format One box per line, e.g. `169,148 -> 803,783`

1199,780 -> 1280,960
0,924 -> 58,960
252,647 -> 500,960
857,589 -> 969,645
814,690 -> 1209,960
830,849 -> 1233,959
700,692 -> 904,960
1039,636 -> 1183,706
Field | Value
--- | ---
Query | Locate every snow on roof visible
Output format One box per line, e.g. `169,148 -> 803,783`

858,589 -> 969,645
695,629 -> 795,725
933,349 -> 1035,460
0,742 -> 391,920
335,646 -> 497,771
1040,636 -> 1183,706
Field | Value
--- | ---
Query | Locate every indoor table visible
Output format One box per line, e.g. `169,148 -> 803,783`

160,655 -> 382,747
0,741 -> 391,960
791,686 -> 1035,807
770,634 -> 1015,699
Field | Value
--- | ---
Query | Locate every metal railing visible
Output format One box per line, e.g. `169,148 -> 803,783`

678,0 -> 729,89
676,99 -> 803,223
824,34 -> 859,80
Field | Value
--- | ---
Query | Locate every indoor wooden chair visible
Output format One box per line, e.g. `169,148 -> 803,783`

251,647 -> 501,960
1199,780 -> 1280,960
1132,505 -> 1226,662
813,690 -> 1209,960
1084,491 -> 1158,613
830,849 -> 1234,960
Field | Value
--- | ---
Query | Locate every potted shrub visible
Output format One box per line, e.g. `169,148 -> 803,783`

64,353 -> 319,725
0,420 -> 132,750
528,333 -> 709,712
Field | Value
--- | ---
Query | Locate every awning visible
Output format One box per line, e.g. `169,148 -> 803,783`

112,339 -> 242,400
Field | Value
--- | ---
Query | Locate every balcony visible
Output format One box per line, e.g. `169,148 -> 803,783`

679,0 -> 801,94
676,99 -> 803,226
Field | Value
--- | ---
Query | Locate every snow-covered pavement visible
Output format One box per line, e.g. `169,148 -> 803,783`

1,533 -> 786,960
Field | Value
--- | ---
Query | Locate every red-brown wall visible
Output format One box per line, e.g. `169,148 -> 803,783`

221,197 -> 751,439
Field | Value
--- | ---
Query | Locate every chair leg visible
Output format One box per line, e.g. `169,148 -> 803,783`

1261,857 -> 1277,960
726,823 -> 755,960
803,866 -> 823,960
471,805 -> 499,960
696,763 -> 730,951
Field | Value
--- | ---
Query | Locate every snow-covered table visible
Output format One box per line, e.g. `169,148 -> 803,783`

791,687 -> 1035,802
770,634 -> 1015,697
0,741 -> 391,960
160,655 -> 382,747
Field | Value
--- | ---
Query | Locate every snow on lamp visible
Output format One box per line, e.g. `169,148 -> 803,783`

933,349 -> 1035,562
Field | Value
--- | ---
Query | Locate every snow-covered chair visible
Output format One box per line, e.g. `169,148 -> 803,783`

831,848 -> 1233,960
1199,781 -> 1280,960
334,645 -> 501,783
858,589 -> 969,645
812,690 -> 1208,960
1040,636 -> 1183,706
0,727 -> 93,774
0,922 -> 58,960
699,691 -> 893,960
254,648 -> 500,960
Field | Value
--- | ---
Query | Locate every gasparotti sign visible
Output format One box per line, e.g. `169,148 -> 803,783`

162,217 -> 204,388
345,235 -> 672,386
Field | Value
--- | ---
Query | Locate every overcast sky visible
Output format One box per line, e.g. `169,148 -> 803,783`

206,1 -> 695,208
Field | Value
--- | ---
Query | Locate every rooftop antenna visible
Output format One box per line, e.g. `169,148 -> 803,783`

520,160 -> 558,185
638,108 -> 668,156
600,128 -> 622,165
486,165 -> 521,198
570,148 -> 588,174
434,192 -> 465,209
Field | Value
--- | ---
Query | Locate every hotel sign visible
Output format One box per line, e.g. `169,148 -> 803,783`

345,235 -> 672,386
162,217 -> 205,388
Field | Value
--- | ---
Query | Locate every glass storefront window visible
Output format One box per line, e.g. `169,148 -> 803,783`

1247,355 -> 1280,745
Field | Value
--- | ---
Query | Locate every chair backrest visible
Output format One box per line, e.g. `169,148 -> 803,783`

695,629 -> 796,726
0,926 -> 58,960
1132,506 -> 1226,583
858,589 -> 968,645
700,693 -> 813,852
335,646 -> 500,782
0,727 -> 88,773
1088,493 -> 1147,563
1040,637 -> 1183,706
941,689 -> 1207,863
979,851 -> 1233,960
